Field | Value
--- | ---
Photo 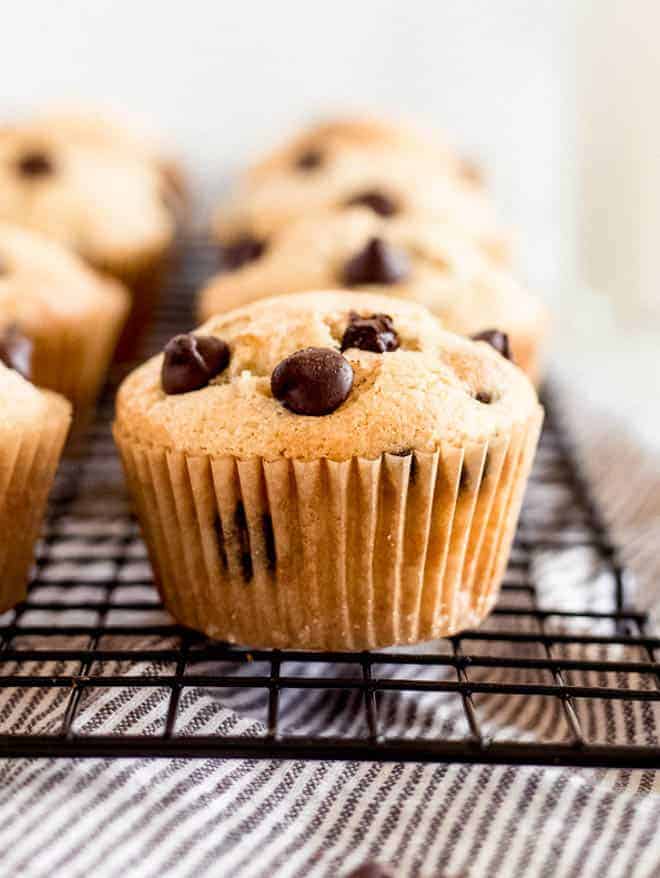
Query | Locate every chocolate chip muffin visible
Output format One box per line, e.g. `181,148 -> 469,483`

0,117 -> 177,356
244,115 -> 466,185
32,104 -> 187,214
0,223 -> 129,413
213,147 -> 509,269
0,361 -> 70,611
115,291 -> 542,650
200,208 -> 547,383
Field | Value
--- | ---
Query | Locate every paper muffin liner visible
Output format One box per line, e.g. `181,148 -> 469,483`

28,284 -> 129,418
0,391 -> 70,612
114,407 -> 543,650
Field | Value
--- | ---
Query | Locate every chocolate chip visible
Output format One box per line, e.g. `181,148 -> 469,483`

16,151 -> 53,177
0,325 -> 32,380
342,237 -> 410,286
345,190 -> 398,217
346,863 -> 395,878
471,329 -> 512,362
341,311 -> 400,353
235,502 -> 253,582
295,149 -> 323,171
271,347 -> 353,416
219,235 -> 267,272
263,513 -> 276,572
475,391 -> 492,405
213,515 -> 228,570
161,333 -> 230,395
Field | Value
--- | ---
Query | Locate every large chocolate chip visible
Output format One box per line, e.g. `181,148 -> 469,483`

0,325 -> 32,380
346,863 -> 395,878
271,347 -> 353,416
345,190 -> 398,217
16,151 -> 54,177
220,235 -> 266,272
342,237 -> 410,286
295,149 -> 323,171
475,391 -> 493,405
161,333 -> 230,395
471,329 -> 512,362
341,311 -> 400,353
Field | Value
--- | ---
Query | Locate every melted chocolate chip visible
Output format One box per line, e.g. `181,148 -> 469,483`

213,515 -> 228,570
471,329 -> 512,362
263,513 -> 276,572
295,149 -> 323,171
271,347 -> 353,416
345,190 -> 398,217
341,311 -> 400,353
342,237 -> 410,286
16,151 -> 54,177
219,235 -> 266,272
0,325 -> 32,380
346,863 -> 395,878
235,502 -> 253,583
475,391 -> 492,405
161,333 -> 230,395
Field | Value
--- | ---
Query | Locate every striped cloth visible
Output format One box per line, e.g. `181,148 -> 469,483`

1,368 -> 659,878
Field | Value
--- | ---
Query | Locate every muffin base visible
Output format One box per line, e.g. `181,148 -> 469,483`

115,407 -> 542,650
0,391 -> 70,612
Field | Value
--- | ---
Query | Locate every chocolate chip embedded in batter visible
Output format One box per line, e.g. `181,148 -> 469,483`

344,190 -> 398,217
16,150 -> 54,177
475,391 -> 493,405
161,333 -> 230,395
0,324 -> 32,380
271,347 -> 354,416
342,237 -> 410,287
295,149 -> 323,171
471,329 -> 512,362
262,513 -> 276,572
235,501 -> 253,583
219,235 -> 267,272
341,311 -> 400,353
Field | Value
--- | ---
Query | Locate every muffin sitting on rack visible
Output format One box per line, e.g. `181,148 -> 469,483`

0,110 -> 180,356
115,291 -> 542,650
0,360 -> 70,612
0,223 -> 129,413
212,119 -> 509,267
199,208 -> 547,383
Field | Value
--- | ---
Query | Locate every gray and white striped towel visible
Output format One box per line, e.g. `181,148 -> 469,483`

1,359 -> 660,878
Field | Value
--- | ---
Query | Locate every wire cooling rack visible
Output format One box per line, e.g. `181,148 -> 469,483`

0,238 -> 658,767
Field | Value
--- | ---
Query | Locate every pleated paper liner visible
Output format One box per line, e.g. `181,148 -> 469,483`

115,406 -> 543,650
0,391 -> 70,612
26,282 -> 129,421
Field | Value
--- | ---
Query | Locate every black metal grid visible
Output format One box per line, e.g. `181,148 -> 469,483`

0,237 -> 658,766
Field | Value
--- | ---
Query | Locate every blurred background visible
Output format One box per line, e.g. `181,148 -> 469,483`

3,1 -> 660,331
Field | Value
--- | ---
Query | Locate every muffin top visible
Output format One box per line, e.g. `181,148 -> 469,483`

117,291 -> 540,461
200,208 -> 544,338
0,223 -> 129,334
245,115 -> 464,183
213,149 -> 506,265
32,105 -> 186,208
0,121 -> 175,271
0,359 -> 71,428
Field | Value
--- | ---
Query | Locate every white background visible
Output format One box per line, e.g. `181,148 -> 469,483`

1,0 -> 562,296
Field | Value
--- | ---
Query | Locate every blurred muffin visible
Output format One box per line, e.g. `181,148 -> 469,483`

245,115 -> 468,184
0,224 -> 129,412
32,104 -> 187,212
0,361 -> 70,611
115,291 -> 542,649
200,208 -> 547,382
213,147 -> 510,267
0,117 -> 177,356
